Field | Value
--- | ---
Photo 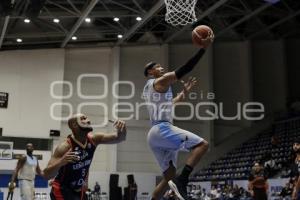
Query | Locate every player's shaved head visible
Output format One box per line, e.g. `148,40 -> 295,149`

68,113 -> 84,129
68,113 -> 93,134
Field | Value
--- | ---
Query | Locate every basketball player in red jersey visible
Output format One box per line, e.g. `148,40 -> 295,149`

43,114 -> 126,200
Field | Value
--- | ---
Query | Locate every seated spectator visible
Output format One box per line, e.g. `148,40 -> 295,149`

248,162 -> 268,200
201,188 -> 209,199
263,153 -> 278,177
281,165 -> 291,178
280,181 -> 293,199
190,185 -> 201,200
232,184 -> 241,199
94,182 -> 101,195
210,186 -> 221,200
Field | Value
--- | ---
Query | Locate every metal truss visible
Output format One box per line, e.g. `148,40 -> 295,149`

0,0 -> 299,49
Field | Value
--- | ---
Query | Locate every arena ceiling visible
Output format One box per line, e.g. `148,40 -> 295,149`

0,0 -> 299,50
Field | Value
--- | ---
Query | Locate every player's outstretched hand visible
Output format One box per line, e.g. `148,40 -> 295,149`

114,120 -> 127,134
182,77 -> 197,93
60,150 -> 80,165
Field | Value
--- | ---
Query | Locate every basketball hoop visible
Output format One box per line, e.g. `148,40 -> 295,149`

164,0 -> 198,26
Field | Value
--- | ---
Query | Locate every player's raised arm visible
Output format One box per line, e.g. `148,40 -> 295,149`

144,48 -> 210,94
155,48 -> 205,92
91,120 -> 127,145
144,27 -> 213,93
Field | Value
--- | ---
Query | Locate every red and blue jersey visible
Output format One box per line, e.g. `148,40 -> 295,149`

53,133 -> 96,190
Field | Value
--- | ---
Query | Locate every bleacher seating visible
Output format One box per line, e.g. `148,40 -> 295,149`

191,117 -> 300,182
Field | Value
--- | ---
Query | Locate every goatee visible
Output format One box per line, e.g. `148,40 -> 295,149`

79,126 -> 93,133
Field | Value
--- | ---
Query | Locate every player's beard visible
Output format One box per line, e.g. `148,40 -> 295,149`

79,125 -> 93,133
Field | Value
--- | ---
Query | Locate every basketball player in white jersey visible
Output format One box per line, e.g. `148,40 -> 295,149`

10,143 -> 44,200
143,35 -> 213,200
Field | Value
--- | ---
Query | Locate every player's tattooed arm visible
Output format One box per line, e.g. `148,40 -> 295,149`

43,141 -> 79,179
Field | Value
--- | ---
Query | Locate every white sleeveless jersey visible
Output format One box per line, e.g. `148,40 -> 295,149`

18,155 -> 37,181
143,79 -> 173,125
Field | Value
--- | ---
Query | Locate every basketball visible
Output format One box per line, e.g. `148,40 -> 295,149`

192,25 -> 214,47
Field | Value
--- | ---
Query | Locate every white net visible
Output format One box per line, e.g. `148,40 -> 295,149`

164,0 -> 198,26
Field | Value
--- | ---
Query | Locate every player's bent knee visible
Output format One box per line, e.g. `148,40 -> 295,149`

202,140 -> 209,150
193,140 -> 209,151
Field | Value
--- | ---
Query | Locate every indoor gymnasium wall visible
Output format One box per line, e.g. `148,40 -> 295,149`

213,41 -> 252,144
286,39 -> 300,102
117,45 -> 169,173
252,40 -> 287,114
0,49 -> 64,138
0,39 -> 290,180
62,47 -> 118,172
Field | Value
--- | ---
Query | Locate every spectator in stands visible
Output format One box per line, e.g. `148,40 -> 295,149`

193,185 -> 202,200
94,182 -> 100,193
263,152 -> 278,178
240,187 -> 252,200
281,164 -> 291,178
248,162 -> 269,200
232,184 -> 241,199
201,188 -> 209,200
210,185 -> 221,199
94,181 -> 101,198
127,179 -> 137,200
280,181 -> 293,199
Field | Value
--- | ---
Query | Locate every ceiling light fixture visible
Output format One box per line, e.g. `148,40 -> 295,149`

24,18 -> 31,23
53,18 -> 60,23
